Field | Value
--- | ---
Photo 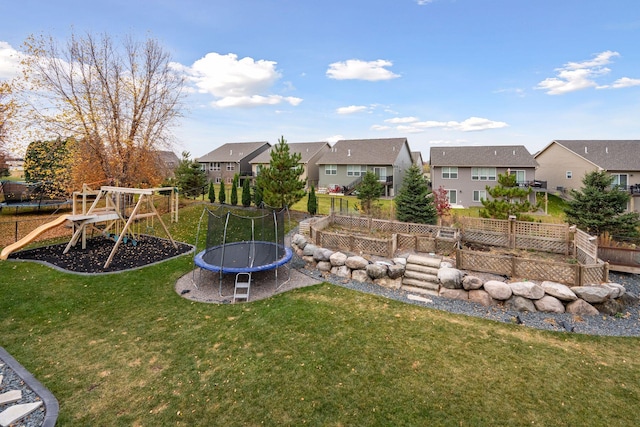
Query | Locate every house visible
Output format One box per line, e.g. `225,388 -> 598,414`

197,142 -> 270,185
534,140 -> 640,212
411,151 -> 424,169
249,141 -> 331,189
315,138 -> 413,197
430,145 -> 539,208
154,150 -> 180,179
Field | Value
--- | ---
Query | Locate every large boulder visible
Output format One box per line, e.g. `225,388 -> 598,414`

483,280 -> 512,300
393,257 -> 407,266
509,281 -> 545,300
541,281 -> 577,302
534,295 -> 565,313
571,286 -> 612,304
291,233 -> 307,249
345,256 -> 369,270
387,264 -> 406,279
439,288 -> 469,301
329,251 -> 348,267
313,247 -> 333,262
438,267 -> 464,289
302,243 -> 318,257
602,282 -> 626,299
366,263 -> 388,280
462,275 -> 484,291
316,261 -> 332,272
505,296 -> 537,312
352,269 -> 370,283
566,299 -> 599,316
331,265 -> 351,278
469,289 -> 494,307
375,277 -> 402,289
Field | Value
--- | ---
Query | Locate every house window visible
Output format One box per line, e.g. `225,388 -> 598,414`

512,170 -> 526,186
325,164 -> 337,175
226,177 -> 233,184
566,171 -> 572,179
612,173 -> 628,189
347,165 -> 366,176
471,167 -> 496,181
473,190 -> 487,202
210,162 -> 221,171
373,167 -> 387,181
226,163 -> 235,171
442,167 -> 458,179
215,177 -> 221,184
446,189 -> 457,204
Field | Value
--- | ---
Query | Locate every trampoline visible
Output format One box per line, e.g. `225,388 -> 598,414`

192,206 -> 293,301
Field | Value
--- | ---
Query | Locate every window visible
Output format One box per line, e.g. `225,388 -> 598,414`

471,167 -> 496,181
215,177 -> 221,184
442,167 -> 458,179
226,177 -> 233,184
325,164 -> 337,175
566,171 -> 572,179
473,190 -> 487,202
446,189 -> 457,204
612,173 -> 628,189
226,163 -> 235,171
512,170 -> 526,186
373,167 -> 387,181
347,165 -> 366,176
210,162 -> 221,171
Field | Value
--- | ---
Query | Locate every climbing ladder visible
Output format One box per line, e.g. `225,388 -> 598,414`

233,273 -> 252,303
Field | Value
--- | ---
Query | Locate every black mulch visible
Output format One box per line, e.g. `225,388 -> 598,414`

9,235 -> 193,273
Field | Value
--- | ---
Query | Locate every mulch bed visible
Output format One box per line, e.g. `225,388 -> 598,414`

9,235 -> 193,273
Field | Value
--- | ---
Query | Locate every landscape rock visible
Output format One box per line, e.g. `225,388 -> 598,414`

438,267 -> 464,289
468,289 -> 494,307
329,252 -> 347,266
352,269 -> 370,283
566,299 -> 599,316
393,257 -> 407,266
533,295 -> 565,313
571,286 -> 611,303
602,282 -> 626,299
505,295 -> 537,312
302,243 -> 318,257
330,265 -> 351,278
374,277 -> 402,289
345,256 -> 369,270
366,263 -> 388,280
387,264 -> 406,279
483,280 -> 512,300
541,281 -> 577,301
593,299 -> 626,316
439,288 -> 469,301
462,275 -> 484,291
291,234 -> 307,248
509,281 -> 545,300
316,261 -> 332,272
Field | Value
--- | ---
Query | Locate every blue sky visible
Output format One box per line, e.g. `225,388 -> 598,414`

1,0 -> 639,159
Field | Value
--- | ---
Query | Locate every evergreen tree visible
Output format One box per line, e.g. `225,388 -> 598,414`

230,174 -> 239,206
253,183 -> 263,207
307,185 -> 318,215
395,164 -> 437,224
565,170 -> 640,239
480,172 -> 537,219
219,181 -> 226,204
208,181 -> 215,203
174,151 -> 207,198
255,136 -> 305,208
242,177 -> 251,207
357,171 -> 384,215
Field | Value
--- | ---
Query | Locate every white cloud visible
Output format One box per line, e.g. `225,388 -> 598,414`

180,52 -> 301,108
0,41 -> 23,80
326,59 -> 400,81
416,0 -> 434,4
377,116 -> 508,133
535,51 -> 640,95
384,116 -> 418,124
371,124 -> 391,131
326,135 -> 343,144
336,105 -> 369,114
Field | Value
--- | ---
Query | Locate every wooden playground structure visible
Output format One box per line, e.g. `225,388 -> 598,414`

66,185 -> 180,268
1,184 -> 180,268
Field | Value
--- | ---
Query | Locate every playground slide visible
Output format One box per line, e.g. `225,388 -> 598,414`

0,214 -> 70,260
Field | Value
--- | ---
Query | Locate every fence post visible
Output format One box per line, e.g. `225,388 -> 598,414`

508,215 -> 516,249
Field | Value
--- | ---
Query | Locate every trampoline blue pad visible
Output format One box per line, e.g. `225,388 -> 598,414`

195,241 -> 293,273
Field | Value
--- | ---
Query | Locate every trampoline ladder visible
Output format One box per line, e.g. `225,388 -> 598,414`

233,272 -> 252,303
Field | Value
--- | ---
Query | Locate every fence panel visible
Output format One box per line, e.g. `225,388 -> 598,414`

456,249 -> 512,276
580,263 -> 608,285
513,258 -> 578,286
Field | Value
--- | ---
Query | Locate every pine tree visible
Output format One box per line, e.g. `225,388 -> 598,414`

480,172 -> 537,219
219,181 -> 226,204
253,184 -> 263,207
174,151 -> 207,198
255,136 -> 305,208
208,182 -> 215,203
242,177 -> 251,207
230,174 -> 238,206
307,185 -> 318,215
565,170 -> 640,239
395,164 -> 437,224
357,171 -> 384,215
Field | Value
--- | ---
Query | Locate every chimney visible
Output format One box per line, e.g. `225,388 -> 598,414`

494,150 -> 497,155
606,147 -> 609,154
584,147 -> 588,154
230,149 -> 233,156
348,149 -> 351,157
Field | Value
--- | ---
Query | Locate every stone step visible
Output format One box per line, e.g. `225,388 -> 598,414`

404,263 -> 439,276
401,284 -> 439,295
0,390 -> 21,405
0,401 -> 43,427
406,254 -> 441,268
403,270 -> 439,283
401,278 -> 439,291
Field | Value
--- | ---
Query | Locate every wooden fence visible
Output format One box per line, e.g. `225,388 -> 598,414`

598,246 -> 640,274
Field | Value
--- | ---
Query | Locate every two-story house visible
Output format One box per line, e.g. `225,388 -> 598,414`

430,145 -> 539,208
315,138 -> 414,197
197,142 -> 270,185
534,140 -> 640,212
249,141 -> 331,189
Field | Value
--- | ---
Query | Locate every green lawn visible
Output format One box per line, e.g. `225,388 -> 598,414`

2,202 -> 639,426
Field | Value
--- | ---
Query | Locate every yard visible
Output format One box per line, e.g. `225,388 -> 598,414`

2,202 -> 640,425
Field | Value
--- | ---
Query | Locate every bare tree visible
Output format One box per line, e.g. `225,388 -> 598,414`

19,32 -> 185,187
0,81 -> 15,151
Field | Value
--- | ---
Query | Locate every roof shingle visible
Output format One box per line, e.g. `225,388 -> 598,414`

430,145 -> 537,167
